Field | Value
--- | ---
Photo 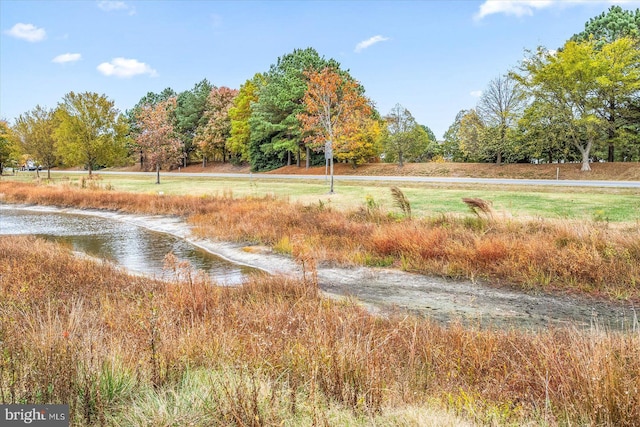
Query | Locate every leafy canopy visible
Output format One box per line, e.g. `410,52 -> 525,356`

249,47 -> 341,171
135,97 -> 182,183
298,67 -> 374,159
14,105 -> 60,178
382,104 -> 430,166
194,87 -> 239,163
572,5 -> 640,48
54,91 -> 128,174
228,74 -> 263,163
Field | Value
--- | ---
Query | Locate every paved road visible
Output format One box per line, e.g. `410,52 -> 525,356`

49,170 -> 640,188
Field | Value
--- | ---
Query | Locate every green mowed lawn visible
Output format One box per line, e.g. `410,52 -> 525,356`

6,171 -> 640,222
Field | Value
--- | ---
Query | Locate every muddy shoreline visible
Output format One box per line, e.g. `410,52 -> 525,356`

2,203 -> 637,331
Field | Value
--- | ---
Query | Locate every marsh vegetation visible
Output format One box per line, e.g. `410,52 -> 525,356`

1,179 -> 640,425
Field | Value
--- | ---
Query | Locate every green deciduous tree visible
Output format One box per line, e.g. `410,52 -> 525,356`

421,125 -> 437,143
516,37 -> 640,169
13,106 -> 59,179
515,99 -> 572,164
592,37 -> 640,161
0,120 -> 17,174
477,74 -> 526,165
442,110 -> 468,162
572,6 -> 640,161
457,109 -> 488,163
382,104 -> 430,166
54,91 -> 128,175
515,42 -> 608,171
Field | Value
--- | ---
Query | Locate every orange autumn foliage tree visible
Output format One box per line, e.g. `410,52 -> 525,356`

298,67 -> 374,192
135,97 -> 182,184
194,86 -> 239,165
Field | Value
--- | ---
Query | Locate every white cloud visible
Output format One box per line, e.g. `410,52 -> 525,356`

97,58 -> 157,78
474,0 -> 638,20
5,23 -> 46,42
355,35 -> 389,53
475,0 -> 552,20
470,90 -> 483,98
52,53 -> 82,64
97,1 -> 136,15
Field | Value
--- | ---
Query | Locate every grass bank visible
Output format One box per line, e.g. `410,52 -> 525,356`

4,170 -> 640,222
1,236 -> 639,426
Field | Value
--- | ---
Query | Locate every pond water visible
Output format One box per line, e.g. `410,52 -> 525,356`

0,206 -> 256,285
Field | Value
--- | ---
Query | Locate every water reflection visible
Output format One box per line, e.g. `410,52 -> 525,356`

0,207 -> 255,285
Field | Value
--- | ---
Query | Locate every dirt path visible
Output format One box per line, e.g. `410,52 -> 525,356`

7,204 -> 638,331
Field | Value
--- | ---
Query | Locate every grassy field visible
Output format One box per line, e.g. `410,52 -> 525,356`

5,170 -> 640,222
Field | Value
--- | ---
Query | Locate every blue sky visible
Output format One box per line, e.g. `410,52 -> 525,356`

2,0 -> 639,138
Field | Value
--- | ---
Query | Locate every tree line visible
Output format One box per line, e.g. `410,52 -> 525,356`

0,46 -> 437,181
442,6 -> 640,171
1,6 -> 638,178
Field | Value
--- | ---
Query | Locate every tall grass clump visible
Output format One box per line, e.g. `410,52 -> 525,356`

390,186 -> 411,218
1,236 -> 640,425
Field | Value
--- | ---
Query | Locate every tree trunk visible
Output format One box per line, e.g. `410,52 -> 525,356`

140,151 -> 144,170
398,151 -> 404,167
287,151 -> 291,166
306,147 -> 310,169
297,147 -> 301,167
573,136 -> 593,172
607,100 -> 616,163
497,124 -> 506,166
156,163 -> 161,184
608,143 -> 615,163
88,163 -> 92,176
329,157 -> 334,194
47,167 -> 51,180
580,148 -> 592,171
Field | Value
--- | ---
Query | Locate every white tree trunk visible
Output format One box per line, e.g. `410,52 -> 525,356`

580,152 -> 591,171
578,139 -> 593,172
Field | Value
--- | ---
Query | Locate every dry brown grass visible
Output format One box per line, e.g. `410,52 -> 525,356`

1,236 -> 639,425
1,180 -> 639,302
